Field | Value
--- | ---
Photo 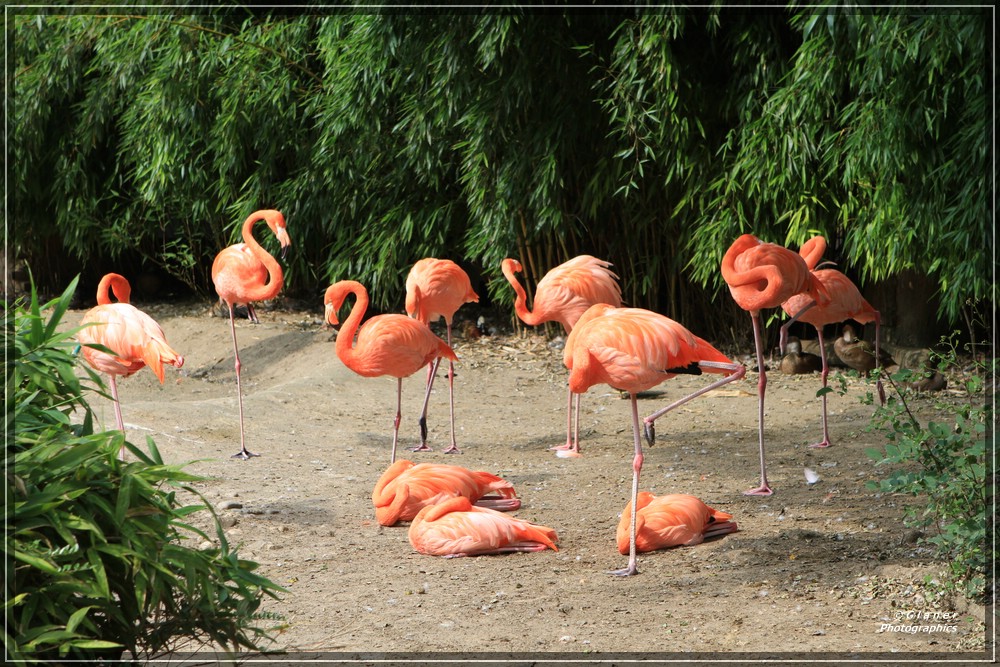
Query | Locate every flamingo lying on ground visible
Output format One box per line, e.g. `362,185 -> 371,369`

405,258 -> 479,455
565,303 -> 746,576
373,459 -> 521,526
78,273 -> 184,460
721,234 -> 828,495
325,280 -> 457,464
501,255 -> 622,457
212,209 -> 290,459
616,492 -> 738,554
408,496 -> 558,558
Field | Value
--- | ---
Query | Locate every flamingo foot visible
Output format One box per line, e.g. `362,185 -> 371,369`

808,440 -> 832,449
554,449 -> 582,459
441,444 -> 461,455
608,565 -> 640,577
232,449 -> 260,460
743,484 -> 774,496
410,444 -> 433,453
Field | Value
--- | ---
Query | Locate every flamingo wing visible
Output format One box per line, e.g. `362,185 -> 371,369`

349,315 -> 457,378
617,493 -> 736,554
405,258 -> 479,325
409,496 -> 558,557
79,303 -> 184,381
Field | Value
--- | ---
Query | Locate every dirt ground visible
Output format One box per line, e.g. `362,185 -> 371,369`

63,298 -> 990,662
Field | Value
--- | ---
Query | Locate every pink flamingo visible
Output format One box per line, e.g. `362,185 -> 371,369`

565,303 -> 746,575
779,236 -> 885,448
325,280 -> 457,464
78,273 -> 184,460
212,209 -> 291,459
405,258 -> 479,454
501,255 -> 622,457
616,492 -> 738,554
721,234 -> 827,495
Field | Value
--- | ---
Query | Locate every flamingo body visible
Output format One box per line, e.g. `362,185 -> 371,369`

566,304 -> 745,575
78,274 -> 184,459
616,492 -> 738,554
211,209 -> 290,459
325,280 -> 457,463
408,496 -> 558,557
502,255 -> 622,456
372,459 -> 520,526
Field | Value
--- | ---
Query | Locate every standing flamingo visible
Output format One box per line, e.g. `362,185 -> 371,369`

501,255 -> 622,457
405,258 -> 479,454
408,495 -> 558,558
212,209 -> 291,460
779,236 -> 886,448
372,459 -> 520,526
616,492 -> 738,554
78,273 -> 184,460
565,303 -> 746,576
325,280 -> 458,464
721,234 -> 827,495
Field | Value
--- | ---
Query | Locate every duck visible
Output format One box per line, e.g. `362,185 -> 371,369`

779,336 -> 823,374
834,324 -> 896,373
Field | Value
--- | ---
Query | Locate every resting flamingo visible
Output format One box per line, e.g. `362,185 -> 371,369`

78,273 -> 184,460
408,495 -> 558,558
616,492 -> 738,554
405,258 -> 479,454
212,209 -> 290,459
372,459 -> 520,526
721,234 -> 827,495
325,280 -> 457,464
565,303 -> 746,576
501,255 -> 622,457
779,236 -> 886,448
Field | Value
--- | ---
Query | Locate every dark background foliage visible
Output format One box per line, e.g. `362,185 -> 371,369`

9,7 -> 993,347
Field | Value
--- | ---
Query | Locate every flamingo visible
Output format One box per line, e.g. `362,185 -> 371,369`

721,234 -> 828,495
779,236 -> 886,448
211,209 -> 291,460
325,280 -> 458,464
616,492 -> 738,554
405,258 -> 479,455
372,459 -> 521,526
77,273 -> 184,460
501,255 -> 622,457
565,303 -> 746,576
408,495 -> 558,558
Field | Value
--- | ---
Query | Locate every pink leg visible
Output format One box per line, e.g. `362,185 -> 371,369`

391,377 -> 404,464
778,300 -> 816,355
745,312 -> 773,496
109,375 -> 127,461
809,327 -> 833,448
551,385 -> 582,457
412,357 -> 442,453
441,324 -> 460,454
228,304 -> 258,460
641,360 -> 746,444
610,392 -> 643,577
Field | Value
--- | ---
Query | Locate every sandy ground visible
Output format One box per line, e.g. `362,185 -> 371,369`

63,299 -> 990,662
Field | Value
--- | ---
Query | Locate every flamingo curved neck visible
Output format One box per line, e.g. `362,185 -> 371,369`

97,274 -> 131,305
334,283 -> 368,368
239,213 -> 284,303
502,262 -> 545,327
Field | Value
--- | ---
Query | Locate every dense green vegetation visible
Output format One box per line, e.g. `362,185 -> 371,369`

7,278 -> 285,662
12,8 -> 991,335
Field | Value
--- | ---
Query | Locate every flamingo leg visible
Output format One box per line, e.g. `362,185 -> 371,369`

441,323 -> 460,454
551,385 -> 583,457
391,377 -> 404,464
610,392 -> 643,577
778,300 -> 816,355
109,375 -> 127,461
810,327 -> 833,449
641,361 -> 746,445
873,312 -> 886,406
744,311 -> 773,496
227,303 -> 258,460
412,357 -> 443,453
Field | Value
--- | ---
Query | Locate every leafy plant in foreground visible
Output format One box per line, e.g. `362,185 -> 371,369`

7,277 -> 286,663
864,331 -> 992,602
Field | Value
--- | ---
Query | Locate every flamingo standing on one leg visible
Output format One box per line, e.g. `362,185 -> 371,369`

501,255 -> 622,457
372,459 -> 521,526
616,492 -> 738,554
565,303 -> 746,576
325,280 -> 458,464
721,234 -> 827,496
779,236 -> 886,448
211,209 -> 291,460
78,273 -> 184,460
408,495 -> 559,558
405,258 -> 479,454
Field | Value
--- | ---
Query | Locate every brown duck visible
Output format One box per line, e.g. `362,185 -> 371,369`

834,324 -> 895,373
779,337 -> 823,374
